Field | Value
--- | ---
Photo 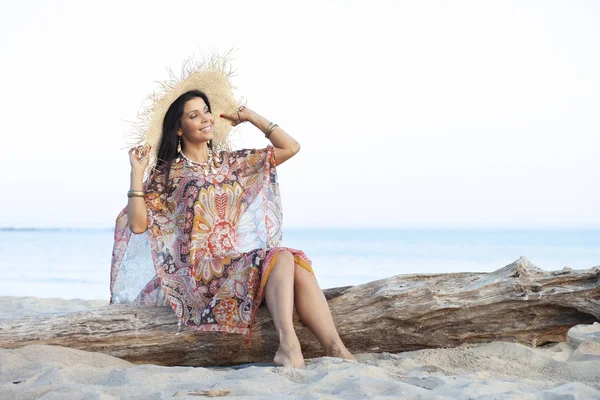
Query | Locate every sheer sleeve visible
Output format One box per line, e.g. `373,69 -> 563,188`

227,145 -> 277,180
224,145 -> 283,251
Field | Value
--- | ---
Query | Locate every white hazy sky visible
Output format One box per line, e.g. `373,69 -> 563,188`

0,0 -> 598,229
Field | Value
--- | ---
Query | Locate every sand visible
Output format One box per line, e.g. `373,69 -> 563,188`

1,297 -> 599,399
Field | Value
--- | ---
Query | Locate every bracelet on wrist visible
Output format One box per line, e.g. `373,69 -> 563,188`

127,190 -> 145,198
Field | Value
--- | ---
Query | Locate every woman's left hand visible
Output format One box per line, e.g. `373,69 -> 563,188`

220,105 -> 252,126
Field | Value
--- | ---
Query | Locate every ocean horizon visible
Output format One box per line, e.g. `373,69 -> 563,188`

1,227 -> 598,301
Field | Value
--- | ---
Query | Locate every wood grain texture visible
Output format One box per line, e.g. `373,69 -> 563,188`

1,257 -> 598,366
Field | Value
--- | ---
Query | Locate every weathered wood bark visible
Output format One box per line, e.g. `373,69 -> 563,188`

1,257 -> 598,366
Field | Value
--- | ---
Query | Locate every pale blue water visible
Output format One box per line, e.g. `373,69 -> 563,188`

0,228 -> 598,300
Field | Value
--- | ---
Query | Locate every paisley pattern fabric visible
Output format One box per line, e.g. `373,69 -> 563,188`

110,145 -> 314,345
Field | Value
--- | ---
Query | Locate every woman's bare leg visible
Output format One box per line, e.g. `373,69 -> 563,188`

293,264 -> 356,361
264,250 -> 304,368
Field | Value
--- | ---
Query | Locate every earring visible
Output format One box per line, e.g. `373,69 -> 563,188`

177,136 -> 182,153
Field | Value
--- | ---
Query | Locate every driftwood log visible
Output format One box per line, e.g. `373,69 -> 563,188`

1,257 -> 598,366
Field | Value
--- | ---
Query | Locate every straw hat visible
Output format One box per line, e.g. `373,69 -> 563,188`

127,49 -> 241,175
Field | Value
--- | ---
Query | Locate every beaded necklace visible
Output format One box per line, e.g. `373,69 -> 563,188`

178,150 -> 218,176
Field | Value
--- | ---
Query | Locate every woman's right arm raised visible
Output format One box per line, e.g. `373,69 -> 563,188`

127,145 -> 150,234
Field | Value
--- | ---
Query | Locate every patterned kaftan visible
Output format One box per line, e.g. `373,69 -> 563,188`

109,145 -> 313,345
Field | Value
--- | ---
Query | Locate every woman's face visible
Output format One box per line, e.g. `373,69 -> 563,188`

178,96 -> 215,145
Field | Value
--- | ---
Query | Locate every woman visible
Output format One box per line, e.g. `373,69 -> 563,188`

110,56 -> 354,368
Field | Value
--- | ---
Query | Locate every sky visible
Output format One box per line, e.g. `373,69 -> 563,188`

0,0 -> 598,229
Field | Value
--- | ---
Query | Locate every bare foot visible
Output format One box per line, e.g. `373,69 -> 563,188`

326,341 -> 357,362
273,337 -> 304,368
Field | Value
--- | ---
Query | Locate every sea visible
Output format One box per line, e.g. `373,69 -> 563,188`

0,228 -> 598,300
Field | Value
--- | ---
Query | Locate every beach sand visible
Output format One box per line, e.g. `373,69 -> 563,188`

1,297 -> 599,399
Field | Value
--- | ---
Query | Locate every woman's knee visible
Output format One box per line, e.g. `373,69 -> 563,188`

273,250 -> 295,273
276,250 -> 294,265
265,251 -> 295,291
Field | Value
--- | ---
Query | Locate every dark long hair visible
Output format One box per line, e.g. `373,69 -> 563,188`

152,90 -> 213,199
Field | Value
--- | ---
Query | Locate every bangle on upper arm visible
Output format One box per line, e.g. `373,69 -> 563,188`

265,122 -> 278,139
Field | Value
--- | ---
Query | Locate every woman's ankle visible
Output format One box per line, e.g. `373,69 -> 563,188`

325,339 -> 354,359
325,340 -> 343,357
277,328 -> 300,348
